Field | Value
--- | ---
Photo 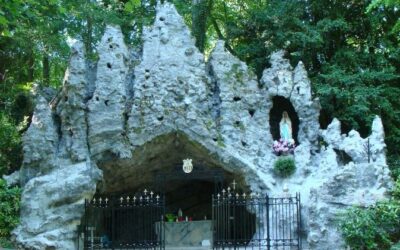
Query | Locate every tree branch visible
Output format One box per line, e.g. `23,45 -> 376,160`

210,15 -> 236,56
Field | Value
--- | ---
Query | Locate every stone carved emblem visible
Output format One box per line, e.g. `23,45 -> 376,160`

182,158 -> 193,173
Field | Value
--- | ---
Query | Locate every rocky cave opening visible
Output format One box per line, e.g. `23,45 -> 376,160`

85,132 -> 256,245
269,96 -> 300,144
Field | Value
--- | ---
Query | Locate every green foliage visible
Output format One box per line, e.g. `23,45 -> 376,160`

0,112 -> 22,175
165,213 -> 177,222
393,179 -> 400,200
0,179 -> 21,238
191,0 -> 212,52
367,0 -> 400,33
0,0 -> 157,95
339,201 -> 400,250
339,180 -> 400,250
0,237 -> 15,248
273,156 -> 296,177
339,179 -> 400,249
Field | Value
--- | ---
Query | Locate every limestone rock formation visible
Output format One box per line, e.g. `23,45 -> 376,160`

56,41 -> 89,162
208,41 -> 271,162
88,25 -> 131,159
127,3 -> 212,146
321,115 -> 387,165
14,161 -> 101,249
20,93 -> 59,185
11,2 -> 393,249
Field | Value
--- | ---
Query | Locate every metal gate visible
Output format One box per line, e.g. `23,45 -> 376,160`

212,189 -> 301,249
79,189 -> 165,249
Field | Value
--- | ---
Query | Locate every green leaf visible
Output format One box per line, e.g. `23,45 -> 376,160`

1,30 -> 11,37
0,15 -> 8,25
124,2 -> 133,12
124,0 -> 141,12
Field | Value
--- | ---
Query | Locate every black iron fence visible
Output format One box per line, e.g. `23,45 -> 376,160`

79,190 -> 165,249
212,189 -> 301,250
269,194 -> 301,249
78,188 -> 301,250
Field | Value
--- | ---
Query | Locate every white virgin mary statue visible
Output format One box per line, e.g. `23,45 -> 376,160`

279,111 -> 293,143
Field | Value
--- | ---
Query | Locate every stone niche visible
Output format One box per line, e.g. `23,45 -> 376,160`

11,2 -> 393,250
269,95 -> 300,143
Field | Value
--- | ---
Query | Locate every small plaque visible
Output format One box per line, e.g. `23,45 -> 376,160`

182,159 -> 193,173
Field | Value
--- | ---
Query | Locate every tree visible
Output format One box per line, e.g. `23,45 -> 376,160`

191,0 -> 212,52
368,0 -> 400,33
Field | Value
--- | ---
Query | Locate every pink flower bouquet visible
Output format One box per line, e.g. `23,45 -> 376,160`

273,139 -> 296,155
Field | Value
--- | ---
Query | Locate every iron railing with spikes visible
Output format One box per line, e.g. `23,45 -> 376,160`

79,189 -> 165,250
212,188 -> 301,250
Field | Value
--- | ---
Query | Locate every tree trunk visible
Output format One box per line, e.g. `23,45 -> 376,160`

85,1 -> 93,57
27,50 -> 35,82
42,54 -> 50,86
86,17 -> 93,56
192,0 -> 211,52
210,16 -> 236,56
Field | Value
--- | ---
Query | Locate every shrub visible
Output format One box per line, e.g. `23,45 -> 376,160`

339,180 -> 400,249
0,237 -> 15,248
273,156 -> 296,177
393,179 -> 400,200
0,179 -> 21,238
0,112 -> 23,175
